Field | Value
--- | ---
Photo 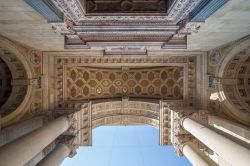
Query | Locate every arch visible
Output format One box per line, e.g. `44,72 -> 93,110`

92,115 -> 159,129
75,100 -> 163,146
0,35 -> 35,127
216,36 -> 250,126
0,58 -> 12,108
91,100 -> 160,129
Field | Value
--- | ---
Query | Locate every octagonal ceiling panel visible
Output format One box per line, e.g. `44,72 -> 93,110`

66,66 -> 183,101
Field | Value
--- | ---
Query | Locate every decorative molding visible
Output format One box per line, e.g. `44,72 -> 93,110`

24,0 -> 64,22
104,46 -> 147,55
167,0 -> 202,22
91,100 -> 160,121
51,56 -> 196,110
190,0 -> 229,22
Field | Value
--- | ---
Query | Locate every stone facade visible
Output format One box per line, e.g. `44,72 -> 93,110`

0,1 -> 250,166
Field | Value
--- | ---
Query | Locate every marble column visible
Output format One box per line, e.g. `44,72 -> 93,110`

0,116 -> 43,147
181,142 -> 217,166
0,116 -> 70,166
208,115 -> 250,144
181,117 -> 250,166
37,144 -> 71,166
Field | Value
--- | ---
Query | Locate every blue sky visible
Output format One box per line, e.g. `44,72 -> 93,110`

61,126 -> 191,166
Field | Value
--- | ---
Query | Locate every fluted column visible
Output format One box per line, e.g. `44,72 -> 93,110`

181,117 -> 250,166
37,144 -> 71,166
181,142 -> 217,166
0,116 -> 70,166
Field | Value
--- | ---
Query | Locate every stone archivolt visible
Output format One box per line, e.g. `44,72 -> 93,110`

207,36 -> 250,126
0,48 -> 28,117
0,36 -> 44,127
222,52 -> 250,114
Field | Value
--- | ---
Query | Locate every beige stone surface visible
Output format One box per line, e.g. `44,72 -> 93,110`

188,0 -> 250,51
0,117 -> 43,147
0,0 -> 250,51
0,0 -> 64,51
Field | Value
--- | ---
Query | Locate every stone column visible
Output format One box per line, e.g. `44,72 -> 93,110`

208,115 -> 250,144
0,116 -> 43,147
37,144 -> 71,166
0,116 -> 70,166
181,117 -> 250,166
181,142 -> 217,166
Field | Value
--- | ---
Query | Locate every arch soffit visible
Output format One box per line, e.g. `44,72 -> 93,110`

92,115 -> 159,129
216,36 -> 250,125
91,101 -> 160,128
0,35 -> 35,127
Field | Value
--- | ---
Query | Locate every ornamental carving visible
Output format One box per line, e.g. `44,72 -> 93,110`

66,66 -> 183,101
222,51 -> 250,114
50,0 -> 203,49
30,99 -> 42,115
0,49 -> 28,117
52,56 -> 196,109
29,50 -> 42,66
92,115 -> 159,129
209,49 -> 222,66
91,100 -> 160,121
52,0 -> 201,22
74,103 -> 92,146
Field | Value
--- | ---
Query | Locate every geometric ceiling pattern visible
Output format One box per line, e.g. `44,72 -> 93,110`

66,66 -> 183,101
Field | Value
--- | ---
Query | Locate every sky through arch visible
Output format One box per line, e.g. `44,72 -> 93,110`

61,126 -> 191,166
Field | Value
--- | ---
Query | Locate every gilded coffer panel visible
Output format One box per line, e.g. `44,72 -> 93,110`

65,66 -> 183,101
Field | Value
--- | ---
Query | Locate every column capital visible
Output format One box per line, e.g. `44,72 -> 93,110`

180,110 -> 211,127
56,136 -> 78,158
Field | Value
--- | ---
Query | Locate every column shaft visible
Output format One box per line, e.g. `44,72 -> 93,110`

182,142 -> 217,166
208,115 -> 250,144
0,116 -> 70,166
182,118 -> 250,166
37,144 -> 71,166
0,116 -> 43,147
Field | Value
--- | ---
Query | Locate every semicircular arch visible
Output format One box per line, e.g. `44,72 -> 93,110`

91,100 -> 160,128
0,36 -> 35,127
216,36 -> 250,126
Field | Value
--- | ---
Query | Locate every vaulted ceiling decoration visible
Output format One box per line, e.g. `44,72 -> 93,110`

66,66 -> 183,101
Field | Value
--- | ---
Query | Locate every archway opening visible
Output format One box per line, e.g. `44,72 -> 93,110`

61,126 -> 191,166
0,58 -> 12,109
0,48 -> 28,118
